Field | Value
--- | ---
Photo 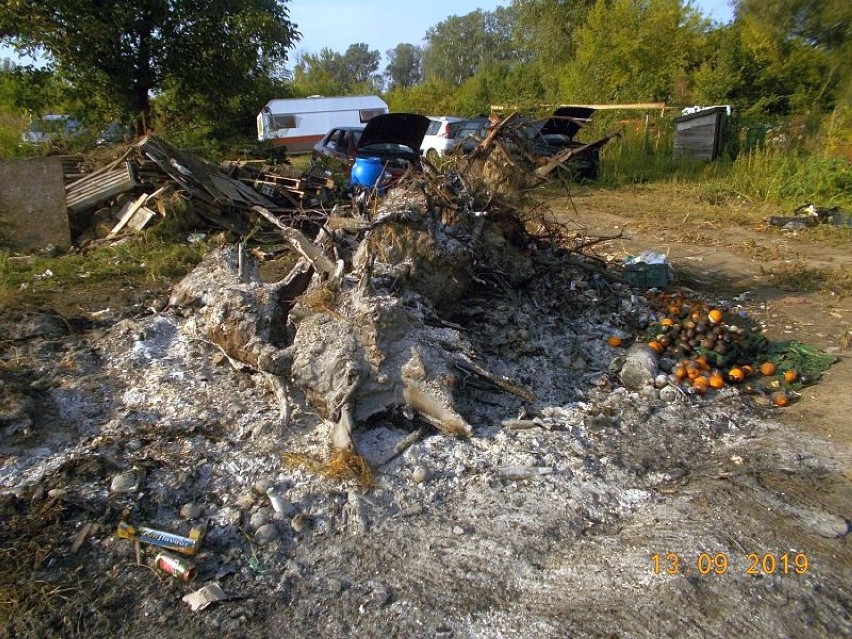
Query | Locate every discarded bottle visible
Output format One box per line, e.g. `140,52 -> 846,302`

266,487 -> 288,514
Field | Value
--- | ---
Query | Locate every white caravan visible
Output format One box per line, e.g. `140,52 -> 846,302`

256,95 -> 389,152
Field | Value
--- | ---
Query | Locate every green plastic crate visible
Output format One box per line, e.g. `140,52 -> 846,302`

623,262 -> 670,288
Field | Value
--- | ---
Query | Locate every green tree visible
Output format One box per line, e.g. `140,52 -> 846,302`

0,1 -> 299,133
511,0 -> 595,68
422,8 -> 517,86
385,43 -> 423,90
560,0 -> 708,103
342,43 -> 381,87
291,43 -> 381,95
733,0 -> 851,113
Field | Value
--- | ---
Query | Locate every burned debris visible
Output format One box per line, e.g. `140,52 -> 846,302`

1,122 -> 847,638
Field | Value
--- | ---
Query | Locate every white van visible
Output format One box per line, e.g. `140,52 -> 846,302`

256,95 -> 389,152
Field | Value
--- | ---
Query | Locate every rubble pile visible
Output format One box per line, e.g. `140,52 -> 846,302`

63,135 -> 333,244
1,135 -> 847,637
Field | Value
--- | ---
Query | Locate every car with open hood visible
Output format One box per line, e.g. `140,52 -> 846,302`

312,113 -> 430,187
524,106 -> 600,179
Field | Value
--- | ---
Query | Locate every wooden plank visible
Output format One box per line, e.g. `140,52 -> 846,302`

108,193 -> 148,237
66,162 -> 136,214
126,205 -> 159,231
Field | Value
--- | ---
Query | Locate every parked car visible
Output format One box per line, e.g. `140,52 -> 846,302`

311,113 -> 430,187
20,114 -> 84,145
420,116 -> 466,159
450,117 -> 493,154
311,126 -> 364,166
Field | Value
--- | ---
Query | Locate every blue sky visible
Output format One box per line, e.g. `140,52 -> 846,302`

2,1 -> 735,67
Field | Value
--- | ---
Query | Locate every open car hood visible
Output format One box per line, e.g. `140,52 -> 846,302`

539,107 -> 595,140
357,113 -> 430,152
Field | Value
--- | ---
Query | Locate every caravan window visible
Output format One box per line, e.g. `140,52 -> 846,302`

270,113 -> 296,130
359,109 -> 384,123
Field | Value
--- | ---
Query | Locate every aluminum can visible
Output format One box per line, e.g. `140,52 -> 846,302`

154,551 -> 196,581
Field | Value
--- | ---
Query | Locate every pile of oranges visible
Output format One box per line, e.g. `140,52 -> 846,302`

608,292 -> 798,406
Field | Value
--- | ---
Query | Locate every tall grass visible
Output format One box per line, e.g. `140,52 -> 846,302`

593,109 -> 852,208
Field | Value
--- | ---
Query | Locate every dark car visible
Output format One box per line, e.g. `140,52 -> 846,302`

450,117 -> 493,154
311,126 -> 364,166
311,113 -> 430,185
524,107 -> 600,179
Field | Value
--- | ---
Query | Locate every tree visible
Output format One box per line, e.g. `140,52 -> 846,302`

732,0 -> 851,113
422,8 -> 517,86
0,1 -> 299,133
511,0 -> 595,68
291,43 -> 381,95
559,0 -> 708,104
342,43 -> 381,87
385,43 -> 422,90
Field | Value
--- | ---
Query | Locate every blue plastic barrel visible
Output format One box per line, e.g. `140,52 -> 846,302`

351,157 -> 384,190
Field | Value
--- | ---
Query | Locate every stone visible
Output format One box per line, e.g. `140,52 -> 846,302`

254,523 -> 279,545
620,343 -> 658,391
411,466 -> 429,484
110,470 -> 139,494
180,502 -> 202,519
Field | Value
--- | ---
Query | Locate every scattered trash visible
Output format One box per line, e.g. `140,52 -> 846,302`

182,583 -> 229,612
623,251 -> 671,288
116,521 -> 204,555
767,203 -> 852,229
154,551 -> 197,581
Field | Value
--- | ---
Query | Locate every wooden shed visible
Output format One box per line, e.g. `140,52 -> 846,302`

673,106 -> 730,161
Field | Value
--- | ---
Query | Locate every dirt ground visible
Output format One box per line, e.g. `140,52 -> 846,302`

1,184 -> 850,639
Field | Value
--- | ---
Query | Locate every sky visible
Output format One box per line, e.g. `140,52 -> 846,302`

1,1 -> 735,68
288,0 -> 735,62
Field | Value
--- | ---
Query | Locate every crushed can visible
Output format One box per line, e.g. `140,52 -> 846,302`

154,551 -> 196,581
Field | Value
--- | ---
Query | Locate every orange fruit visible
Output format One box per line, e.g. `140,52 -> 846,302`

673,364 -> 687,380
648,341 -> 664,354
742,364 -> 755,377
668,305 -> 681,316
728,367 -> 745,383
694,356 -> 710,371
784,369 -> 799,383
759,362 -> 776,376
661,318 -> 675,327
709,372 -> 725,389
771,390 -> 789,407
692,378 -> 708,395
708,309 -> 723,324
607,336 -> 623,348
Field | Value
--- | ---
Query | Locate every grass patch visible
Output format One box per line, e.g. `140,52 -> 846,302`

0,234 -> 206,309
766,262 -> 852,296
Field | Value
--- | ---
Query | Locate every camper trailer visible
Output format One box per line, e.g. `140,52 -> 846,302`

256,95 -> 389,152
